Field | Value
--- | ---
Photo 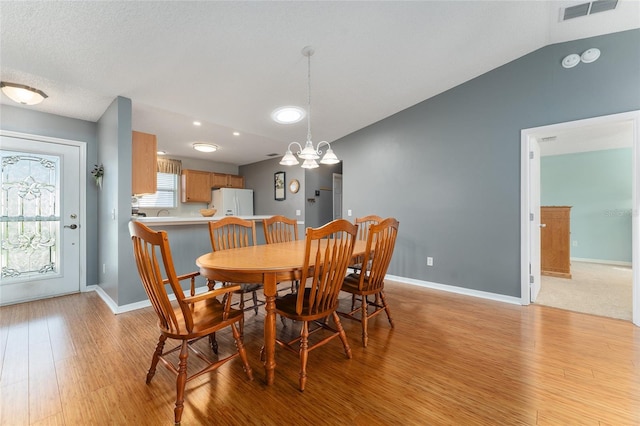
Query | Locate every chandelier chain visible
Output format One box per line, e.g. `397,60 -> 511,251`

306,51 -> 312,143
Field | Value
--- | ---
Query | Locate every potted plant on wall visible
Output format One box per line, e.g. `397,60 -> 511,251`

91,164 -> 104,190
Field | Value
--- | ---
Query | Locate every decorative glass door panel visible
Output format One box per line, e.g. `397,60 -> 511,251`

0,134 -> 80,305
1,152 -> 60,281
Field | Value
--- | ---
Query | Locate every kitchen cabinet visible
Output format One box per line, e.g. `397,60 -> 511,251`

540,206 -> 572,279
181,169 -> 212,203
211,173 -> 228,188
131,131 -> 157,195
211,172 -> 244,188
227,174 -> 244,188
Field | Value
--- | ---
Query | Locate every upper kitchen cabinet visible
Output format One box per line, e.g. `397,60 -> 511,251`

227,174 -> 244,188
132,131 -> 157,195
212,172 -> 244,189
181,169 -> 212,203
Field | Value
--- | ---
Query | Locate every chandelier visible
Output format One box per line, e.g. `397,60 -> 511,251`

280,46 -> 339,169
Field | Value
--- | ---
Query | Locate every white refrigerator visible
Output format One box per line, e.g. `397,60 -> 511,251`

212,188 -> 254,216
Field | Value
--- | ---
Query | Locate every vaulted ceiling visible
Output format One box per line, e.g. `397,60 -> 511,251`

1,1 -> 638,164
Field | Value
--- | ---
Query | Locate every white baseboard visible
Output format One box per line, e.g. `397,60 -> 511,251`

385,274 -> 522,305
571,257 -> 632,267
91,284 -> 210,315
91,276 -> 522,315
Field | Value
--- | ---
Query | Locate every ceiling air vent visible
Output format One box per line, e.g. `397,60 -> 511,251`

562,0 -> 618,21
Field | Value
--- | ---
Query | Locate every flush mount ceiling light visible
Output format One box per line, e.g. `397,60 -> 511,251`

193,143 -> 218,153
271,106 -> 306,124
280,46 -> 339,169
1,81 -> 48,105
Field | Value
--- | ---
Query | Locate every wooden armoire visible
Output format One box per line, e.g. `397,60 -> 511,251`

540,206 -> 572,279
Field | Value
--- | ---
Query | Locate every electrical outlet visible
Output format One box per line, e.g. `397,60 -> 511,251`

295,210 -> 301,216
427,257 -> 434,266
572,240 -> 578,247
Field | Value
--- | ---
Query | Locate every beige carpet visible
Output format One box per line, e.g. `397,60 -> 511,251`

535,261 -> 633,321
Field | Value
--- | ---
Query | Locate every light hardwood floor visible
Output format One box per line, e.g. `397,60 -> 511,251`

1,281 -> 639,425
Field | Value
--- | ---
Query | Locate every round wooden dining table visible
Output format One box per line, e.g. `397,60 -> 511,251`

195,239 -> 366,385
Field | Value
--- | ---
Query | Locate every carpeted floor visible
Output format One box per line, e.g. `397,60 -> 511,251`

535,261 -> 633,321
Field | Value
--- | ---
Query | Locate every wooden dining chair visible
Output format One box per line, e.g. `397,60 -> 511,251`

208,217 -> 264,317
350,214 -> 383,271
129,221 -> 253,425
338,217 -> 399,347
263,215 -> 299,294
270,219 -> 358,391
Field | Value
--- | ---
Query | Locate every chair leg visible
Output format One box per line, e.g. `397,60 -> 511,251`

379,291 -> 394,328
231,323 -> 254,381
299,321 -> 309,392
208,333 -> 218,354
361,296 -> 369,347
351,294 -> 357,311
332,312 -> 352,360
252,291 -> 259,315
238,295 -> 245,337
147,335 -> 166,384
174,340 -> 189,425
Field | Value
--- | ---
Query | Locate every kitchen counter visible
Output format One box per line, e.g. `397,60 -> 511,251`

133,215 -> 278,226
130,216 -> 305,273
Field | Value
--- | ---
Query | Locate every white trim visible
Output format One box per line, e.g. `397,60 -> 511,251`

571,257 -> 633,267
385,275 -> 522,305
0,129 -> 88,293
520,111 -> 640,327
91,283 -> 211,315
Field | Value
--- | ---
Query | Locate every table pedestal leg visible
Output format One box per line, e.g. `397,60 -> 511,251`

263,272 -> 277,385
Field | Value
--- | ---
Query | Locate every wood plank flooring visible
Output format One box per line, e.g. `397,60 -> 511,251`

1,281 -> 639,425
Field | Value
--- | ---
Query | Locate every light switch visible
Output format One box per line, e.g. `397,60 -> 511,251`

347,209 -> 352,217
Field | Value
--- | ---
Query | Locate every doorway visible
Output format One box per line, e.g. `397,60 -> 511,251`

0,131 -> 86,305
521,111 -> 640,326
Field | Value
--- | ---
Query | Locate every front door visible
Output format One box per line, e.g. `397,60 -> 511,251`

0,134 -> 81,305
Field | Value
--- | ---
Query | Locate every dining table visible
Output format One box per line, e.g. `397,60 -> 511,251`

195,238 -> 367,385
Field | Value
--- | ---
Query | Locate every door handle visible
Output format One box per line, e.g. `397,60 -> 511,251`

539,224 -> 546,228
64,224 -> 78,230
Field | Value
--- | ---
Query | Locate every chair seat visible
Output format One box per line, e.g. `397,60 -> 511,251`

341,273 -> 379,296
237,283 -> 262,292
276,288 -> 337,322
163,297 -> 244,339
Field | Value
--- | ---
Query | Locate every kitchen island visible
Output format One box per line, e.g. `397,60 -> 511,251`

131,215 -> 304,279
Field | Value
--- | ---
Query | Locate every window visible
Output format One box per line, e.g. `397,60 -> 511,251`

138,173 -> 178,208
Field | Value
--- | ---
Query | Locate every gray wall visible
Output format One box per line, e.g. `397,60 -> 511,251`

241,157 -> 306,219
96,97 -> 147,305
0,104 -> 99,287
319,29 -> 640,298
241,156 -> 341,229
303,163 -> 342,228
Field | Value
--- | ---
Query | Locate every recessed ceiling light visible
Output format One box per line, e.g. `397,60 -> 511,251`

193,143 -> 218,153
193,121 -> 201,126
157,150 -> 167,155
271,106 -> 306,124
233,131 -> 240,136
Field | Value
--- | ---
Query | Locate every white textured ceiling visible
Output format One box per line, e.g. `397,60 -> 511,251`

1,1 -> 639,165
